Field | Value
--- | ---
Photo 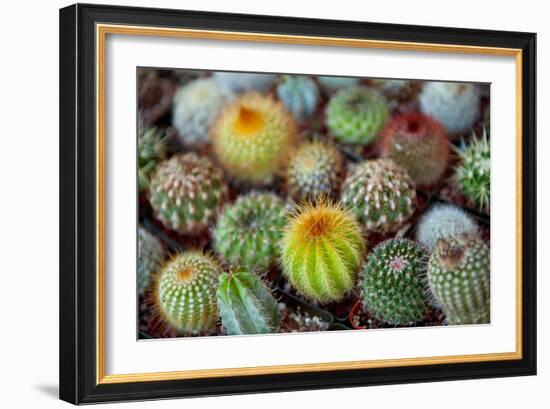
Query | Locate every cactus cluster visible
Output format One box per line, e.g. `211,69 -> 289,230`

276,75 -> 320,121
325,86 -> 389,145
137,226 -> 165,296
213,192 -> 288,270
341,159 -> 416,233
149,152 -> 228,234
213,72 -> 277,93
138,126 -> 167,192
427,234 -> 490,325
361,239 -> 429,325
317,76 -> 360,93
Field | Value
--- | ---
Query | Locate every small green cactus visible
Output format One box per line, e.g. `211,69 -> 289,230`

427,234 -> 490,325
341,159 -> 416,233
137,226 -> 165,296
149,152 -> 228,234
361,239 -> 430,325
138,126 -> 167,192
276,75 -> 320,121
279,198 -> 365,303
285,140 -> 344,201
217,271 -> 280,335
213,192 -> 288,270
154,251 -> 221,334
454,130 -> 490,211
325,86 -> 389,145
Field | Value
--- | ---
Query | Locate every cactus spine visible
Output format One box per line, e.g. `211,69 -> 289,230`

138,126 -> 167,192
137,226 -> 165,296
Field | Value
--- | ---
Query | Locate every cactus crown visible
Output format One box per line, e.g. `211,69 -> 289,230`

138,126 -> 167,192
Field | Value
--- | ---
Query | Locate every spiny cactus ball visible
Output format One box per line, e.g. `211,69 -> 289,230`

325,86 -> 389,145
371,79 -> 415,100
154,251 -> 221,334
213,72 -> 276,93
279,198 -> 365,303
276,75 -> 320,121
317,76 -> 360,93
341,159 -> 416,233
416,204 -> 478,251
419,82 -> 481,135
454,131 -> 490,211
211,93 -> 298,184
379,113 -> 450,187
138,126 -> 167,192
213,192 -> 288,270
427,234 -> 490,325
172,77 -> 233,147
361,239 -> 429,325
137,226 -> 165,296
149,153 -> 228,234
285,140 -> 344,201
217,271 -> 280,335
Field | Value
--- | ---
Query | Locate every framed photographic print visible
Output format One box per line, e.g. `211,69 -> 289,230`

59,3 -> 537,404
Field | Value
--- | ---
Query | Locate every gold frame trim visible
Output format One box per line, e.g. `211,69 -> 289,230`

96,23 -> 523,385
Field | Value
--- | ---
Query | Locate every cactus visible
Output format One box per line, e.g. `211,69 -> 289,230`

454,130 -> 490,211
138,126 -> 167,192
149,152 -> 228,234
325,86 -> 389,145
276,75 -> 320,121
341,159 -> 416,233
285,140 -> 344,201
217,271 -> 280,335
379,113 -> 450,187
213,192 -> 288,269
419,82 -> 481,135
154,251 -> 221,334
361,239 -> 430,325
211,93 -> 298,184
213,72 -> 276,93
279,198 -> 365,303
172,77 -> 233,147
371,79 -> 415,100
137,226 -> 165,296
416,204 -> 478,251
317,76 -> 360,93
427,234 -> 490,325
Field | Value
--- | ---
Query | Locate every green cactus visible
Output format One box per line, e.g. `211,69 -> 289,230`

361,239 -> 430,325
149,152 -> 228,234
213,192 -> 288,270
427,234 -> 490,325
137,226 -> 165,296
279,198 -> 365,303
341,159 -> 416,233
138,126 -> 167,192
154,251 -> 221,335
217,271 -> 280,335
325,86 -> 389,145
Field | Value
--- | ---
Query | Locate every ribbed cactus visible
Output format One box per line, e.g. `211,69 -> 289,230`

138,126 -> 167,192
371,79 -> 415,100
276,75 -> 320,121
379,113 -> 450,187
427,234 -> 490,325
361,239 -> 429,325
213,192 -> 288,269
149,153 -> 228,234
416,204 -> 478,251
341,159 -> 416,233
217,271 -> 280,335
213,72 -> 276,93
285,140 -> 344,201
454,130 -> 490,211
154,251 -> 221,334
419,82 -> 481,135
172,77 -> 233,146
317,76 -> 360,93
325,86 -> 389,145
279,198 -> 365,303
211,93 -> 298,184
137,226 -> 165,296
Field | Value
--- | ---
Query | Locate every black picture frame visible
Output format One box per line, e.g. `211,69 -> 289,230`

59,3 -> 536,404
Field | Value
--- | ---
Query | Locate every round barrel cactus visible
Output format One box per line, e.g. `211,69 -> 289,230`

276,75 -> 319,121
213,192 -> 288,270
138,126 -> 167,192
361,239 -> 430,325
317,76 -> 360,93
325,86 -> 389,145
213,72 -> 276,93
217,271 -> 280,335
149,152 -> 228,234
341,159 -> 416,233
427,234 -> 490,325
154,251 -> 221,335
211,93 -> 298,184
137,226 -> 165,296
379,113 -> 450,187
279,199 -> 365,303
